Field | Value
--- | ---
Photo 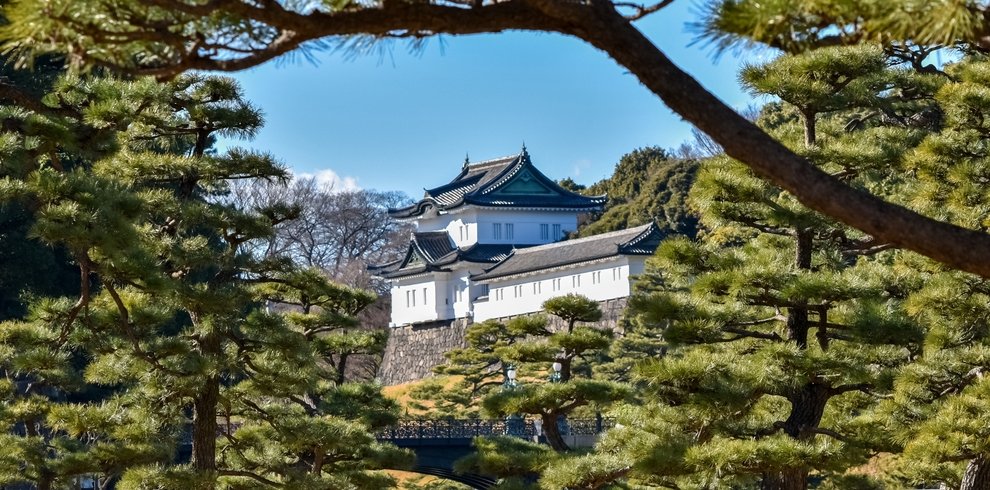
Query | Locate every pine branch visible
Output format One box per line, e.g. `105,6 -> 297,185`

0,80 -> 79,118
614,0 -> 675,20
726,315 -> 787,327
24,0 -> 990,277
570,465 -> 634,489
218,469 -> 284,487
103,281 -> 186,376
753,421 -> 785,439
938,366 -> 987,397
238,397 -> 278,425
722,326 -> 784,342
734,216 -> 794,236
829,383 -> 872,395
809,427 -> 849,442
56,252 -> 92,347
287,395 -> 318,416
840,236 -> 896,258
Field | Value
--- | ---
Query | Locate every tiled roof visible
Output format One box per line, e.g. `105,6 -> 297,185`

388,147 -> 605,219
470,223 -> 665,282
412,231 -> 456,262
372,236 -> 538,279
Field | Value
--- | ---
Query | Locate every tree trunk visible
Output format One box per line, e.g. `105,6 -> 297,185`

782,383 -> 830,439
802,110 -> 817,147
961,455 -> 990,490
558,357 -> 572,383
788,229 -> 814,348
761,467 -> 808,490
542,413 -> 570,452
766,230 -> 821,490
192,330 -> 221,486
192,374 -> 219,474
336,353 -> 349,385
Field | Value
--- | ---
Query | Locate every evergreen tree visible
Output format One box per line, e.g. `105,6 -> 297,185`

874,58 -> 990,490
581,147 -> 700,239
552,45 -> 939,490
0,73 -> 406,488
414,294 -> 627,490
0,53 -> 79,321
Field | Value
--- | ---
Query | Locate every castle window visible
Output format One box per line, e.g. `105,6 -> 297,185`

459,226 -> 465,242
506,223 -> 514,240
553,224 -> 562,239
540,224 -> 550,240
407,290 -> 415,307
423,288 -> 428,305
592,271 -> 601,284
533,282 -> 541,294
493,223 -> 502,240
572,275 -> 581,288
514,285 -> 523,298
552,278 -> 561,291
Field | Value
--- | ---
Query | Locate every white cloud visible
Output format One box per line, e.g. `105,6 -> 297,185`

294,169 -> 361,193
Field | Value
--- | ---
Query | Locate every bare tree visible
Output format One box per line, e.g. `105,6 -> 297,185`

227,176 -> 411,286
226,176 -> 411,380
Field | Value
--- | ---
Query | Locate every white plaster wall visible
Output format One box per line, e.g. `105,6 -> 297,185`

448,269 -> 474,319
473,257 -> 634,322
416,209 -> 479,247
474,209 -> 579,245
390,274 -> 448,326
411,207 -> 585,247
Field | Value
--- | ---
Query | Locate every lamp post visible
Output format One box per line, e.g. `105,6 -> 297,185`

504,364 -> 524,436
548,361 -> 569,441
504,364 -> 518,389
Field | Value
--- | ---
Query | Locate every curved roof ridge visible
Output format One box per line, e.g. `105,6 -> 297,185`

511,223 -> 655,254
388,146 -> 606,219
466,152 -> 521,169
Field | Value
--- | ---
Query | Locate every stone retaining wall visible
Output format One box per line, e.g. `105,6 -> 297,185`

378,297 -> 628,385
378,318 -> 471,385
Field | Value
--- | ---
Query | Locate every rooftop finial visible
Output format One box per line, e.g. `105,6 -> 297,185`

464,153 -> 470,169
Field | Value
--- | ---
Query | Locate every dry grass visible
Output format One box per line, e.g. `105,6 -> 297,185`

386,470 -> 439,488
383,375 -> 466,416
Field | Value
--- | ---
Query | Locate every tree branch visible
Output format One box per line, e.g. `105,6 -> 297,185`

809,426 -> 849,442
723,326 -> 784,342
218,469 -> 285,487
15,0 -> 990,277
829,382 -> 871,396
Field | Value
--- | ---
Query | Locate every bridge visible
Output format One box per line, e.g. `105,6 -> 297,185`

377,418 -> 610,489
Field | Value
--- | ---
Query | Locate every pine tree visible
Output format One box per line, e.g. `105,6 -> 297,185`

0,53 -> 79,321
414,294 -> 627,489
872,57 -> 990,490
550,45 -> 939,490
581,147 -> 700,239
0,73 -> 406,488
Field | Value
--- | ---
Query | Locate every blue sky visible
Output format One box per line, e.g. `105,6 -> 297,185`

220,1 -> 770,197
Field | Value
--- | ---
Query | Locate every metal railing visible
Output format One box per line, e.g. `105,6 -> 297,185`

377,417 -> 613,440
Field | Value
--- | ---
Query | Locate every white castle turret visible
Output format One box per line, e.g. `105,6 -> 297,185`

370,147 -> 663,327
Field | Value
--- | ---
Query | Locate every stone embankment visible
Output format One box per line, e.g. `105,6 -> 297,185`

378,298 -> 627,385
